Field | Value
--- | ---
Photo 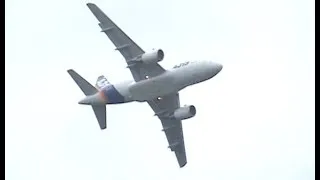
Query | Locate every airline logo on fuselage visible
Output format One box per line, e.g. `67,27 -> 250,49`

173,61 -> 190,69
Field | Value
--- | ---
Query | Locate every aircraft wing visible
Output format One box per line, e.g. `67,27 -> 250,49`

87,3 -> 165,82
147,93 -> 187,168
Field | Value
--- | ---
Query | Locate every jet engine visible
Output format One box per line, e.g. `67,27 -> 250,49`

172,105 -> 196,120
140,49 -> 164,64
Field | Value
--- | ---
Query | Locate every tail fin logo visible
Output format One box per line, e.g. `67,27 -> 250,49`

95,75 -> 110,89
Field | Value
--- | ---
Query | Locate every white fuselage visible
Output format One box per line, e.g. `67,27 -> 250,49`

112,60 -> 223,103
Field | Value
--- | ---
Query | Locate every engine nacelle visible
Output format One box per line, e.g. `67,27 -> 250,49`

140,49 -> 164,64
172,105 -> 196,120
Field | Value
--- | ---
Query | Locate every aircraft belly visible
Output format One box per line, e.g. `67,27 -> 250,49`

112,80 -> 134,102
129,73 -> 178,101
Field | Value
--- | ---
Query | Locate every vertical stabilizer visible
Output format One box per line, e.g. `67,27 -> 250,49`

95,75 -> 110,89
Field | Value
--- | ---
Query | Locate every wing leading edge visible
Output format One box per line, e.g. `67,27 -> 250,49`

148,93 -> 187,168
86,3 -> 165,82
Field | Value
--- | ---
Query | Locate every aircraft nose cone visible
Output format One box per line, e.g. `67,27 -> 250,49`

216,63 -> 223,73
208,61 -> 223,76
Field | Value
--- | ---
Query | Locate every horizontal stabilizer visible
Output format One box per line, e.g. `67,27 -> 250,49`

67,69 -> 97,96
92,105 -> 107,129
162,125 -> 176,131
168,142 -> 180,150
67,69 -> 107,129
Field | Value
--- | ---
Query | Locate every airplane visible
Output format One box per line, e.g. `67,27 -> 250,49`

67,3 -> 223,168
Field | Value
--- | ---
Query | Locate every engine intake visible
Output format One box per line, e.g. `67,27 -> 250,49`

140,49 -> 164,64
172,105 -> 196,120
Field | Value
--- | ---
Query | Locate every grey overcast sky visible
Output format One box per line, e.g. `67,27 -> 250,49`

5,0 -> 314,179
